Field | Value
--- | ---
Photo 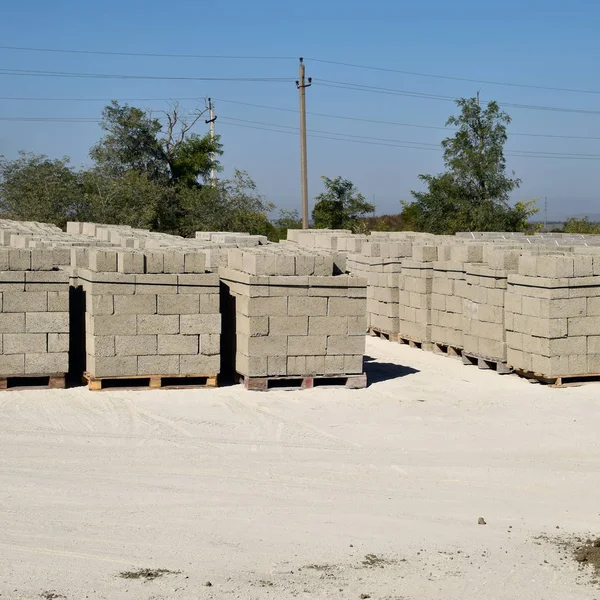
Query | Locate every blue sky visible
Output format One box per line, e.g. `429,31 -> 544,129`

1,0 -> 599,221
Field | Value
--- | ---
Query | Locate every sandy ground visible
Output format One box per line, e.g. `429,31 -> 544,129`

2,337 -> 600,600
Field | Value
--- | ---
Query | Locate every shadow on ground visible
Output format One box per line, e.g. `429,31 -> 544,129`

364,355 -> 420,385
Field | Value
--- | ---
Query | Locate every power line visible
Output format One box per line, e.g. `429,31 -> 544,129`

307,57 -> 600,95
0,45 -> 295,60
316,80 -> 600,115
3,95 -> 599,141
0,68 -> 292,82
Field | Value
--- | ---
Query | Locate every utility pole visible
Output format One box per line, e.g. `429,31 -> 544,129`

545,196 -> 548,229
296,58 -> 312,229
476,90 -> 480,107
205,98 -> 217,183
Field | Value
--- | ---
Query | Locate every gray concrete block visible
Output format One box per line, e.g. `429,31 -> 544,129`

30,249 -> 55,271
48,333 -> 69,353
138,355 -> 180,375
87,355 -> 138,377
0,250 -> 8,270
267,355 -> 287,376
25,352 -> 68,375
536,256 -> 574,278
157,295 -> 200,314
239,334 -> 287,357
287,335 -> 326,355
86,314 -> 136,336
348,315 -> 368,335
114,295 -> 157,315
287,356 -> 306,376
26,312 -> 69,334
199,294 -> 220,314
118,251 -> 144,274
237,296 -> 287,317
86,334 -> 116,357
115,335 -> 157,356
88,295 -> 114,316
200,333 -> 220,356
163,251 -> 186,274
235,353 -> 267,377
327,297 -> 366,317
308,316 -> 348,335
48,291 -> 69,312
569,316 -> 600,336
324,355 -> 345,375
24,270 -> 69,291
184,252 -> 206,274
3,292 -> 47,313
236,314 -> 269,337
3,333 -> 46,354
0,353 -> 25,375
145,251 -> 164,274
412,246 -> 437,262
327,335 -> 365,356
344,354 -> 363,374
89,249 -> 118,272
8,249 -> 31,271
269,316 -> 308,335
305,355 -> 325,375
180,354 -> 220,375
158,334 -> 199,355
180,314 -> 221,335
135,274 -> 178,294
136,314 -> 180,335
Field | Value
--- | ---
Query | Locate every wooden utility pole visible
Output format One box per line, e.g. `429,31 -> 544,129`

205,98 -> 217,182
296,58 -> 311,229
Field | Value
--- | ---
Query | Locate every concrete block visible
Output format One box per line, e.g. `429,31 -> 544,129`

184,252 -> 206,274
536,256 -> 574,278
86,335 -> 116,357
48,333 -> 69,353
136,314 -> 179,335
267,355 -> 287,376
200,334 -> 220,356
180,314 -> 221,335
306,355 -> 325,375
294,255 -> 316,276
348,315 -> 368,335
145,251 -> 165,274
344,354 -> 363,374
157,295 -> 200,315
163,251 -> 186,274
0,354 -> 25,375
48,291 -> 69,312
236,314 -> 269,337
89,249 -> 118,272
86,355 -> 138,378
327,297 -> 366,317
3,292 -> 47,313
86,315 -> 136,336
241,334 -> 287,357
114,295 -> 157,315
199,294 -> 220,314
158,334 -> 198,355
25,312 -> 68,334
179,354 -> 220,375
118,251 -> 144,274
269,316 -> 308,335
135,274 -> 178,294
3,333 -> 46,354
30,249 -> 55,271
287,356 -> 306,376
242,252 -> 276,276
25,352 -> 68,375
137,355 -> 180,375
8,249 -> 31,271
327,335 -> 365,356
309,316 -> 349,335
574,255 -> 594,277
235,353 -> 267,377
0,250 -> 8,270
288,335 -> 327,355
324,355 -> 345,374
412,246 -> 437,262
24,270 -> 69,292
568,316 -> 600,336
115,335 -> 157,356
237,296 -> 287,317
88,295 -> 114,316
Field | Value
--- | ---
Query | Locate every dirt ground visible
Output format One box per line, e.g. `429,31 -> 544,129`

2,337 -> 600,599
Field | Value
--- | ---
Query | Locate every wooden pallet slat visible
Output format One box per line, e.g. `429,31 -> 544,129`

83,372 -> 218,391
462,353 -> 512,374
368,328 -> 399,342
0,373 -> 66,391
432,342 -> 463,358
511,368 -> 600,387
239,372 -> 367,392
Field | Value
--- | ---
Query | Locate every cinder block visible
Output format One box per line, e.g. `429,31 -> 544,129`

267,355 -> 287,376
30,249 -> 55,271
88,295 -> 114,316
184,252 -> 206,274
574,255 -> 594,277
3,333 -> 46,354
0,354 -> 25,375
306,355 -> 325,375
237,296 -> 287,317
200,334 -> 220,355
324,355 -> 345,374
287,296 -> 327,317
199,294 -> 220,314
47,291 -> 69,312
287,335 -> 326,355
327,297 -> 366,317
145,252 -> 165,274
242,252 -> 276,276
163,251 -> 186,274
135,274 -> 178,294
157,334 -> 199,355
348,315 -> 368,335
412,246 -> 437,262
287,356 -> 306,376
89,249 -> 118,272
8,249 -> 31,271
179,354 -> 219,375
86,335 -> 116,357
569,316 -> 600,336
114,295 -> 157,315
236,314 -> 269,337
86,355 -> 138,378
24,270 -> 69,292
241,334 -> 287,357
118,251 -> 144,274
235,353 -> 267,377
138,355 -> 180,375
157,295 -> 200,315
180,314 -> 221,335
86,314 -> 136,336
344,355 -> 363,374
3,292 -> 47,313
136,314 -> 179,335
269,316 -> 308,335
115,335 -> 157,356
25,312 -> 69,334
48,333 -> 69,353
308,316 -> 348,335
536,256 -> 574,279
25,352 -> 68,375
327,335 -> 365,356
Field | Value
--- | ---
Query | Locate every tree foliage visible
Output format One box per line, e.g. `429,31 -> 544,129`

404,98 -> 526,233
312,176 -> 375,231
563,216 -> 600,234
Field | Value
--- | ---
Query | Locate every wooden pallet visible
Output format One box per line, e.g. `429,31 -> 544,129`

83,372 -> 218,391
238,372 -> 367,392
396,336 -> 434,352
511,369 -> 600,388
0,373 -> 66,390
368,328 -> 399,342
462,353 -> 512,374
432,342 -> 463,358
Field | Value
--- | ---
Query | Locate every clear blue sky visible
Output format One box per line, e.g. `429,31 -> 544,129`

1,0 -> 599,221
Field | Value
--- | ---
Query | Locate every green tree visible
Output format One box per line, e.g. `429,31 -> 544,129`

563,216 -> 600,234
0,152 -> 86,227
312,176 -> 375,231
270,209 -> 303,241
404,98 -> 523,233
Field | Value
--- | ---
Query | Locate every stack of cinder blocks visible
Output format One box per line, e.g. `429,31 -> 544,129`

78,248 -> 220,381
397,245 -> 438,347
505,253 -> 599,378
220,247 -> 367,390
0,248 -> 69,382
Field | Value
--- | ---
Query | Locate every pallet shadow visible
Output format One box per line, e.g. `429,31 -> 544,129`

363,355 -> 420,385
